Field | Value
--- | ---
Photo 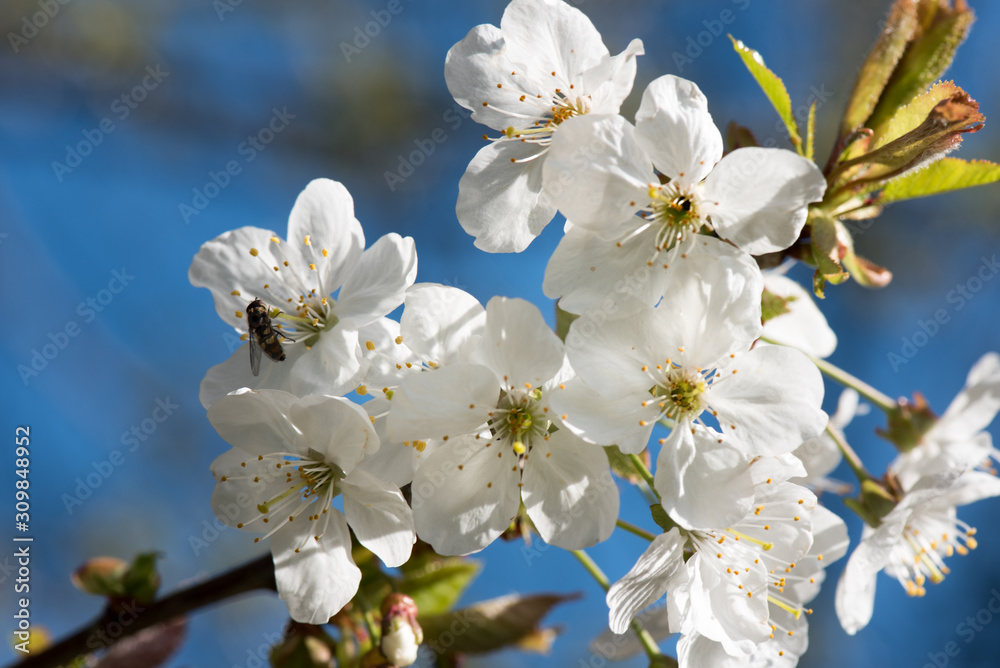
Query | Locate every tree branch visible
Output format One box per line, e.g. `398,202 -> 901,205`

11,554 -> 276,668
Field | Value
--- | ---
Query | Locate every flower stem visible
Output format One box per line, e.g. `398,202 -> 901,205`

569,550 -> 668,664
628,454 -> 661,501
825,424 -> 874,484
809,354 -> 896,413
616,519 -> 657,542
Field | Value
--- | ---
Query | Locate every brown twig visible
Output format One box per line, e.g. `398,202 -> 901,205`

10,554 -> 276,668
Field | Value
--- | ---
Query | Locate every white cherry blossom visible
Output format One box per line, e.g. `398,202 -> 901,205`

446,0 -> 643,252
835,441 -> 1000,634
552,246 -> 826,529
606,459 -> 833,658
676,502 -> 849,668
542,74 -> 826,313
207,388 -> 414,624
190,179 -> 417,407
387,295 -> 618,555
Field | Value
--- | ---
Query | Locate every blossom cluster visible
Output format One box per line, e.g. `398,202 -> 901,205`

188,1 -> 1000,665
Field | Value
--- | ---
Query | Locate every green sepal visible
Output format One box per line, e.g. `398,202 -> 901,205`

761,288 -> 797,324
555,302 -> 579,342
859,479 -> 900,523
649,504 -> 677,534
876,392 -> 938,452
805,100 -> 817,161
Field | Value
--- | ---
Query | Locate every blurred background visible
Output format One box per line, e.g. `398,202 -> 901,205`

1,0 -> 999,666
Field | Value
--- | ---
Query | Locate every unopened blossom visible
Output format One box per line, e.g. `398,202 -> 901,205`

208,388 -> 414,623
607,458 -> 836,659
387,295 -> 618,555
552,247 -> 826,529
541,75 -> 826,314
190,179 -> 417,407
446,0 -> 643,252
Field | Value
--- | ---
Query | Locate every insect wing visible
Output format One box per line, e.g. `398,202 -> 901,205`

249,329 -> 263,376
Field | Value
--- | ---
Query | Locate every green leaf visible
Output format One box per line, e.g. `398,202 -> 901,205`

420,593 -> 579,656
399,558 -> 481,617
880,157 -> 1000,204
729,35 -> 802,152
867,0 -> 975,134
761,289 -> 797,324
839,0 -> 919,137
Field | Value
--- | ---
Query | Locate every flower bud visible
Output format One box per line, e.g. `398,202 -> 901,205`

72,556 -> 129,597
379,594 -> 422,667
269,622 -> 336,668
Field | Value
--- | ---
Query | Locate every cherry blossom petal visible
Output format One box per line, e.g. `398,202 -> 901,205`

654,426 -> 754,531
685,551 -> 770,654
606,529 -> 687,634
336,233 -> 417,328
761,273 -> 837,358
550,378 -> 655,454
586,39 -> 646,113
445,24 -> 546,131
543,223 -> 668,314
542,114 -> 652,233
500,0 -> 609,80
386,364 -> 499,442
286,178 -> 366,294
271,510 -> 360,624
475,297 -> 564,388
341,468 -> 415,567
709,345 -> 826,457
289,394 -> 378,473
206,388 -> 301,457
521,430 -> 618,549
189,225 -> 285,330
634,74 -> 723,186
400,284 -> 486,366
410,434 -> 522,555
457,140 -> 556,253
702,147 -> 826,256
936,351 -> 1000,442
653,236 -> 764,367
